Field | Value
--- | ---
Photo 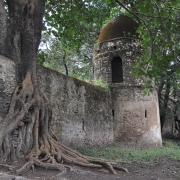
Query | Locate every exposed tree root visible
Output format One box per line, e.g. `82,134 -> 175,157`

114,166 -> 129,173
16,137 -> 127,175
0,73 -> 128,175
0,164 -> 15,171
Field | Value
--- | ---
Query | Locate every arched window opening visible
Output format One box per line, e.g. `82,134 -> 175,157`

111,57 -> 123,83
145,110 -> 147,118
112,110 -> 115,117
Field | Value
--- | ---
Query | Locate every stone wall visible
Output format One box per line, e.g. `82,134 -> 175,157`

37,65 -> 114,147
0,55 -> 162,148
0,56 -> 113,147
111,85 -> 162,147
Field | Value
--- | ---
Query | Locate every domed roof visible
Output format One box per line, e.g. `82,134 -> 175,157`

98,15 -> 139,43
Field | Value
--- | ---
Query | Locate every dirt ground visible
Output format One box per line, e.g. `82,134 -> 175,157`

0,156 -> 180,180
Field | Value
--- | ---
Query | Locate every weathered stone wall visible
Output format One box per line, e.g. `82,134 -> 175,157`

0,55 -> 16,121
0,55 -> 162,148
93,38 -> 145,85
37,65 -> 114,147
111,85 -> 162,147
0,57 -> 113,147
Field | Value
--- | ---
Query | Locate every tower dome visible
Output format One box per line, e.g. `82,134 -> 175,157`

98,15 -> 138,43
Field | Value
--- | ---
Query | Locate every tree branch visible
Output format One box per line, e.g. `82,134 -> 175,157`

114,0 -> 156,50
133,12 -> 180,24
114,0 -> 141,23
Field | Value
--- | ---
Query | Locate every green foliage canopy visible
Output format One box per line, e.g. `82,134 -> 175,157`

45,0 -> 116,48
42,0 -> 180,85
119,0 -> 180,82
37,0 -> 117,80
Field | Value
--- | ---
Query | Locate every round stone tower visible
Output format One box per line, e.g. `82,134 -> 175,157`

93,15 -> 162,147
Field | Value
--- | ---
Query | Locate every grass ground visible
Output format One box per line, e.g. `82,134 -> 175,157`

75,139 -> 180,165
2,138 -> 180,179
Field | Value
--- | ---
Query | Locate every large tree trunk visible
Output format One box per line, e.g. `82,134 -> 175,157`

0,0 -> 45,160
160,78 -> 170,132
0,0 -> 125,174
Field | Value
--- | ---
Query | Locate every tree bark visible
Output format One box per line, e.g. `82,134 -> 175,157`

0,0 -> 7,56
160,78 -> 170,131
63,50 -> 69,75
